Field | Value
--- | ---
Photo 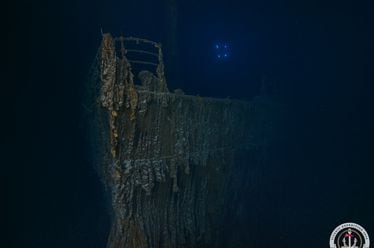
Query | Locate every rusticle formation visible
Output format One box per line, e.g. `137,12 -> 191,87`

86,34 -> 275,248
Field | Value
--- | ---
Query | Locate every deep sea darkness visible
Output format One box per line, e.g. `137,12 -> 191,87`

6,0 -> 373,247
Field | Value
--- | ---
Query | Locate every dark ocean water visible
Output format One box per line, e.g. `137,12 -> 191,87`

7,0 -> 373,247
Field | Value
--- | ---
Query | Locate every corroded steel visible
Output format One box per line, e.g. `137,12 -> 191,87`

87,34 -> 272,248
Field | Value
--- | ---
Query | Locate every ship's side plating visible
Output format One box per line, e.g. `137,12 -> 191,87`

87,34 -> 275,248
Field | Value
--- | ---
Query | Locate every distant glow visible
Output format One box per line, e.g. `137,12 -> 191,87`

214,42 -> 230,60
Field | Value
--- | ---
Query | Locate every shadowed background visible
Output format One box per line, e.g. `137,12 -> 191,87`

6,0 -> 373,247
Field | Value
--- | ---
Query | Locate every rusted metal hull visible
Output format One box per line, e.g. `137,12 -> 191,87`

88,34 -> 272,247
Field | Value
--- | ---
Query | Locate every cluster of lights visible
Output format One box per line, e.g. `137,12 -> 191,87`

214,43 -> 230,60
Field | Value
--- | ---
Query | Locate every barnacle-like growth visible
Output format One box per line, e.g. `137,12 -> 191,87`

87,34 -> 275,248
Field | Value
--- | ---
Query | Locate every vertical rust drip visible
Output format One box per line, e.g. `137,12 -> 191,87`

90,34 -> 277,248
